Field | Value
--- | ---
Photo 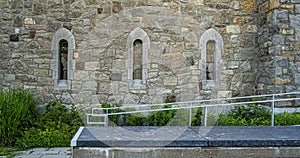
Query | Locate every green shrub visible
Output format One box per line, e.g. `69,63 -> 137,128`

191,108 -> 203,126
216,104 -> 300,126
275,112 -> 300,126
102,104 -> 177,126
101,103 -> 131,125
0,90 -> 38,146
148,105 -> 177,126
17,101 -> 84,148
216,104 -> 271,126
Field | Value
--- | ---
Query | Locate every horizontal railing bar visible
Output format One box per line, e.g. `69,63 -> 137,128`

93,92 -> 300,112
87,92 -> 300,125
92,98 -> 300,116
102,97 -> 300,116
86,122 -> 106,124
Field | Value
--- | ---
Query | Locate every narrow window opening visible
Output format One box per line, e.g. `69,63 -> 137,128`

206,40 -> 215,80
59,40 -> 68,80
133,39 -> 142,80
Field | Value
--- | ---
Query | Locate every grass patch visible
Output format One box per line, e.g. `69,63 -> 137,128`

0,89 -> 84,149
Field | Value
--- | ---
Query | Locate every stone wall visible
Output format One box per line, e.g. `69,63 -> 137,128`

257,0 -> 300,106
1,0 -> 298,107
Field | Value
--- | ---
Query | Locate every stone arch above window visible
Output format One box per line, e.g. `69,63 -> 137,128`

199,28 -> 223,89
51,28 -> 75,90
127,27 -> 150,90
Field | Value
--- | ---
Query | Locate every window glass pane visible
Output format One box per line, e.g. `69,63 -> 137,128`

59,40 -> 68,80
133,39 -> 142,80
206,40 -> 215,80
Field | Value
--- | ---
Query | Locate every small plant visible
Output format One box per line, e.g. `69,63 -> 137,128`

102,103 -> 177,126
191,108 -> 203,126
17,101 -> 84,148
275,112 -> 300,126
0,147 -> 17,157
0,90 -> 84,148
216,104 -> 300,126
148,105 -> 177,126
216,104 -> 271,126
0,90 -> 38,146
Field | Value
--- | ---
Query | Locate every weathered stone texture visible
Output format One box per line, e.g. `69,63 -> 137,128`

0,0 -> 299,108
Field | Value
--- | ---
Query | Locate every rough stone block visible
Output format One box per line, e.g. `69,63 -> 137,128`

272,35 -> 284,45
242,25 -> 257,33
24,18 -> 35,25
202,80 -> 215,90
296,4 -> 300,13
290,14 -> 300,27
226,25 -> 241,34
76,62 -> 85,70
2,37 -> 9,43
280,4 -> 294,9
112,1 -> 122,13
259,1 -> 268,11
83,19 -> 90,26
85,62 -> 99,71
217,91 -> 232,98
270,0 -> 280,10
163,76 -> 178,86
110,73 -> 122,81
82,81 -> 97,91
233,17 -> 253,25
273,10 -> 288,23
240,61 -> 252,73
74,71 -> 89,80
30,25 -> 47,30
294,74 -> 300,85
4,74 -> 16,81
162,53 -> 184,69
97,82 -> 111,94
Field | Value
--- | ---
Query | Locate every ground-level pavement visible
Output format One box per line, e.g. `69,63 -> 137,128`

0,147 -> 72,158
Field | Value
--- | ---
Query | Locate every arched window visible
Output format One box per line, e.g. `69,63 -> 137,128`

127,28 -> 150,90
199,28 -> 223,89
51,28 -> 75,90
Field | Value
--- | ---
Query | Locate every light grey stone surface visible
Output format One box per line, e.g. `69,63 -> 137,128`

1,0 -> 300,114
11,147 -> 71,158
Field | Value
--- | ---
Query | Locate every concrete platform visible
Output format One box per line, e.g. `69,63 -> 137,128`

71,126 -> 300,158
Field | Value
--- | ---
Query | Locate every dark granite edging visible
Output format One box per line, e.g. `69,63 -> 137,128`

71,126 -> 300,147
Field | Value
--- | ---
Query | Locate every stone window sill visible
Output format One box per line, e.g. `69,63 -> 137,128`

56,80 -> 70,90
129,80 -> 146,90
202,80 -> 217,90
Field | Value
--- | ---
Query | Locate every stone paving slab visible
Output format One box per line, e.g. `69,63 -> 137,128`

11,147 -> 72,158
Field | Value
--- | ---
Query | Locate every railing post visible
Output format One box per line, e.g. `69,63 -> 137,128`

189,103 -> 192,126
104,114 -> 108,127
203,106 -> 208,127
271,94 -> 275,126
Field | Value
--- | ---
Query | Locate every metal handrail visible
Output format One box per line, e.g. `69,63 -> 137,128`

93,92 -> 300,111
87,92 -> 300,126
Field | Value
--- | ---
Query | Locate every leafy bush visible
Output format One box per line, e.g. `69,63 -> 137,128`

216,104 -> 300,126
275,112 -> 300,126
102,103 -> 177,126
17,101 -> 84,148
0,90 -> 38,146
191,108 -> 203,126
148,105 -> 177,126
216,104 -> 271,126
